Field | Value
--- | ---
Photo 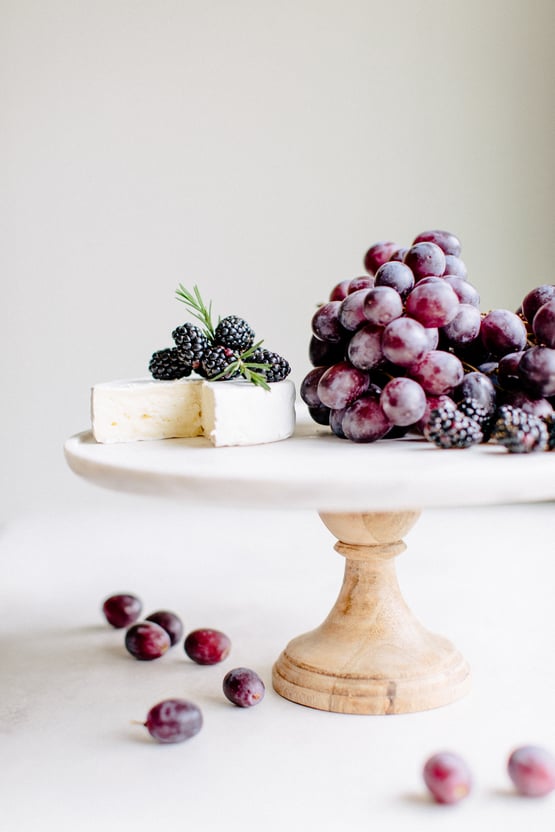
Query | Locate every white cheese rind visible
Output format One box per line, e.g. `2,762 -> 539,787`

91,378 -> 296,447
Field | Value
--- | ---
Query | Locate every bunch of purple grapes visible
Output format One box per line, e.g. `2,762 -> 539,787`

301,230 -> 555,449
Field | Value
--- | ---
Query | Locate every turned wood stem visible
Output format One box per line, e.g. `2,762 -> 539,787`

272,510 -> 471,715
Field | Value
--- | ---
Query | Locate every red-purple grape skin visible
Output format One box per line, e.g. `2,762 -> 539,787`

388,246 -> 409,263
382,317 -> 431,367
444,276 -> 480,307
498,351 -> 525,390
413,229 -> 461,257
380,377 -> 427,426
363,286 -> 403,327
348,275 -> 374,293
145,699 -> 203,743
222,667 -> 265,708
532,298 -> 555,348
341,393 -> 392,443
408,350 -> 464,395
442,255 -> 467,279
329,279 -> 351,301
102,593 -> 142,629
522,285 -> 555,324
507,745 -> 555,797
502,391 -> 553,420
404,242 -> 446,280
312,301 -> 344,343
441,303 -> 481,345
317,361 -> 370,409
405,280 -> 460,328
308,404 -> 331,425
300,366 -> 328,406
339,289 -> 371,332
125,621 -> 171,660
423,752 -> 472,804
518,346 -> 555,397
309,335 -> 345,367
184,628 -> 231,665
347,324 -> 384,371
363,241 -> 399,275
480,309 -> 527,357
145,611 -> 183,646
374,261 -> 415,298
456,371 -> 496,412
329,407 -> 347,438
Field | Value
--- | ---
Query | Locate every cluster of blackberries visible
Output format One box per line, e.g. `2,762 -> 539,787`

149,287 -> 291,387
425,400 -> 552,454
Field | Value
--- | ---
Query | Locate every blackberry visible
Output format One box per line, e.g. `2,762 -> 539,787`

457,396 -> 492,439
172,323 -> 209,369
424,405 -> 483,449
490,405 -> 548,453
149,348 -> 192,380
249,348 -> 291,383
201,345 -> 239,379
547,417 -> 555,451
214,315 -> 255,351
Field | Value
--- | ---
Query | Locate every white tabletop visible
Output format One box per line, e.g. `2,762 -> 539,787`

1,498 -> 554,831
64,414 -> 555,512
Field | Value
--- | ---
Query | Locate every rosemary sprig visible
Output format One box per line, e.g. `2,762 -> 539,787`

212,340 -> 271,390
175,284 -> 216,340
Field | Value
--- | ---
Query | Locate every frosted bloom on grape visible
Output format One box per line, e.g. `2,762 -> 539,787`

522,284 -> 555,323
404,242 -> 446,280
317,361 -> 370,409
380,378 -> 427,426
442,255 -> 467,279
339,289 -> 371,331
342,393 -> 392,443
533,298 -> 555,348
408,350 -> 464,396
312,301 -> 343,343
363,286 -> 403,327
374,261 -> 415,298
347,324 -> 385,371
382,317 -> 430,367
363,241 -> 399,275
480,309 -> 527,356
413,229 -> 461,257
441,303 -> 482,345
444,276 -> 480,307
405,280 -> 460,328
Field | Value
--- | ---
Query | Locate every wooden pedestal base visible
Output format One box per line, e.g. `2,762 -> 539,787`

272,511 -> 471,715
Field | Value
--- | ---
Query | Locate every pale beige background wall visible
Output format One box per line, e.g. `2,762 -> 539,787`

2,0 -> 554,516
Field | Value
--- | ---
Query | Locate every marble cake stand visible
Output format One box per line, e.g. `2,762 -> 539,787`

64,417 -> 555,715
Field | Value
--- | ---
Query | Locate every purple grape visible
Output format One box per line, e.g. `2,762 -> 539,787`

342,392 -> 392,443
518,346 -> 555,397
441,303 -> 481,345
480,309 -> 527,357
522,284 -> 555,324
311,301 -> 343,343
404,242 -> 446,280
329,279 -> 351,301
423,326 -> 439,350
374,261 -> 415,298
408,350 -> 464,395
309,335 -> 345,367
363,241 -> 399,275
125,621 -> 171,660
339,289 -> 371,331
456,371 -> 496,412
497,351 -> 525,390
388,246 -> 409,263
533,298 -> 555,347
382,317 -> 431,367
507,745 -> 555,797
317,361 -> 370,409
405,280 -> 460,328
102,593 -> 142,629
144,699 -> 203,743
413,229 -> 461,257
329,407 -> 347,438
184,628 -> 231,665
308,404 -> 331,425
442,255 -> 467,279
347,324 -> 384,370
363,286 -> 403,327
423,751 -> 472,804
222,667 -> 265,708
300,366 -> 328,406
348,275 -> 374,293
380,377 -> 427,426
444,276 -> 480,307
145,611 -> 183,646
